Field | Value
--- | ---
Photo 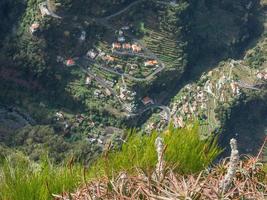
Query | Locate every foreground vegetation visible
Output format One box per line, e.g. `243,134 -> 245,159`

0,156 -> 83,200
56,155 -> 267,200
0,126 -> 266,200
0,125 -> 222,200
89,124 -> 222,177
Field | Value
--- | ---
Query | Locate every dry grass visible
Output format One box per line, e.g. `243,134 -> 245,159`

54,155 -> 267,200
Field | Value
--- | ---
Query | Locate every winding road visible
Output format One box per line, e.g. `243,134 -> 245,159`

41,0 -> 62,19
77,58 -> 170,121
236,81 -> 262,91
0,105 -> 36,128
112,50 -> 155,59
103,0 -> 144,20
50,0 -> 171,122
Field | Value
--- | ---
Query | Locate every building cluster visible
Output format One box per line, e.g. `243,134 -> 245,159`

119,87 -> 136,101
112,27 -> 143,54
79,26 -> 163,112
87,48 -> 116,64
144,109 -> 168,133
170,88 -> 208,129
29,22 -> 40,35
256,71 -> 267,81
168,65 -> 245,130
144,60 -> 158,67
112,42 -> 142,53
110,28 -> 160,76
119,84 -> 137,112
230,81 -> 241,96
102,55 -> 116,63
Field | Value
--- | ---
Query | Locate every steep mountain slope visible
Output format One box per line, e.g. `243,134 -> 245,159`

0,0 -> 265,163
145,2 -> 267,156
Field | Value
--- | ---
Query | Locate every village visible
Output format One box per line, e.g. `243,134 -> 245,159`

27,0 -> 267,146
145,58 -> 267,135
27,0 -> 174,146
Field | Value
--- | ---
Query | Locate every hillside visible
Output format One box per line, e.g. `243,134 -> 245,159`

0,0 -> 266,194
0,0 -> 267,199
0,0 -> 265,164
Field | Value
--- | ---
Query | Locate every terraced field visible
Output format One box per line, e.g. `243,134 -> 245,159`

142,28 -> 184,69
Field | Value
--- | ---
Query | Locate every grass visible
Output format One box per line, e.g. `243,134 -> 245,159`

164,123 -> 222,173
0,156 -> 83,200
88,123 -> 223,178
0,124 -> 222,199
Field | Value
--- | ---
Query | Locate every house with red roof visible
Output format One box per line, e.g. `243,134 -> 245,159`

144,60 -> 158,67
65,59 -> 75,67
142,96 -> 154,106
30,22 -> 40,34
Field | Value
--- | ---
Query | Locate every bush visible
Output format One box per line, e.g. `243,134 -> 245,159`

88,124 -> 222,178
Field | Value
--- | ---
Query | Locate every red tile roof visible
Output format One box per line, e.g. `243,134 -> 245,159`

66,59 -> 75,66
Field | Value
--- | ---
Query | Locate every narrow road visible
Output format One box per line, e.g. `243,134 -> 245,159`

0,105 -> 36,127
82,53 -> 164,82
104,0 -> 143,20
44,0 -> 62,19
236,81 -> 261,91
77,58 -> 171,120
134,104 -> 171,122
59,1 -> 171,121
112,50 -> 154,59
77,62 -> 123,105
97,64 -> 164,82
